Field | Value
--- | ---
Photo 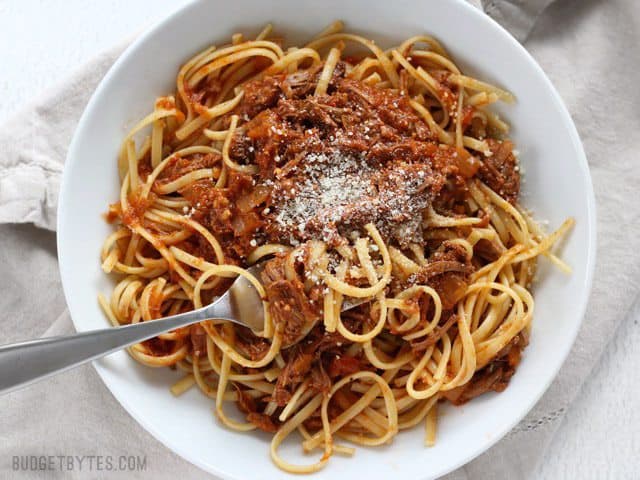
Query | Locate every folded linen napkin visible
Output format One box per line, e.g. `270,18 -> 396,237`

2,1 -> 639,478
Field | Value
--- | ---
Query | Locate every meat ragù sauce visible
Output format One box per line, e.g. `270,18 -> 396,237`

180,61 -> 516,263
119,57 -> 524,432
167,61 -> 523,422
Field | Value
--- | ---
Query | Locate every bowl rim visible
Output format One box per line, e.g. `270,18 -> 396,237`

57,0 -> 597,478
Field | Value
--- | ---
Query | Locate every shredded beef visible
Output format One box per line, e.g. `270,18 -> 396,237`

261,255 -> 321,346
408,242 -> 474,310
442,332 -> 529,405
235,386 -> 279,432
273,325 -> 353,406
327,355 -> 361,378
246,412 -> 279,433
234,326 -> 271,361
473,238 -> 503,262
477,139 -> 520,204
309,364 -> 331,394
273,347 -> 314,405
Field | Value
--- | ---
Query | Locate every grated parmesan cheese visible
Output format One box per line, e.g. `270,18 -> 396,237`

266,148 -> 433,246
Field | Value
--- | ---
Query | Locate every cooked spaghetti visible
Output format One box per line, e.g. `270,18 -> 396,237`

99,22 -> 573,473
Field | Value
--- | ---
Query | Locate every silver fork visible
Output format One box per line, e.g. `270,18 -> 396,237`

0,262 -> 367,395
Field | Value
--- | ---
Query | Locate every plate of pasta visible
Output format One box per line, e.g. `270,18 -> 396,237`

57,0 -> 596,478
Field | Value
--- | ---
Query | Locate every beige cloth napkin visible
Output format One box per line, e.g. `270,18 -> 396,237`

2,1 -> 639,478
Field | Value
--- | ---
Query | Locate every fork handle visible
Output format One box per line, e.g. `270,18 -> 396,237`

0,308 -> 212,395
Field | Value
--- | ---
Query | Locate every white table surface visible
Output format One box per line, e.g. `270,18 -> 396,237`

1,1 -> 638,478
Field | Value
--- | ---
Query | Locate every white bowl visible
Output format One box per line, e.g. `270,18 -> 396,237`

57,0 -> 596,478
